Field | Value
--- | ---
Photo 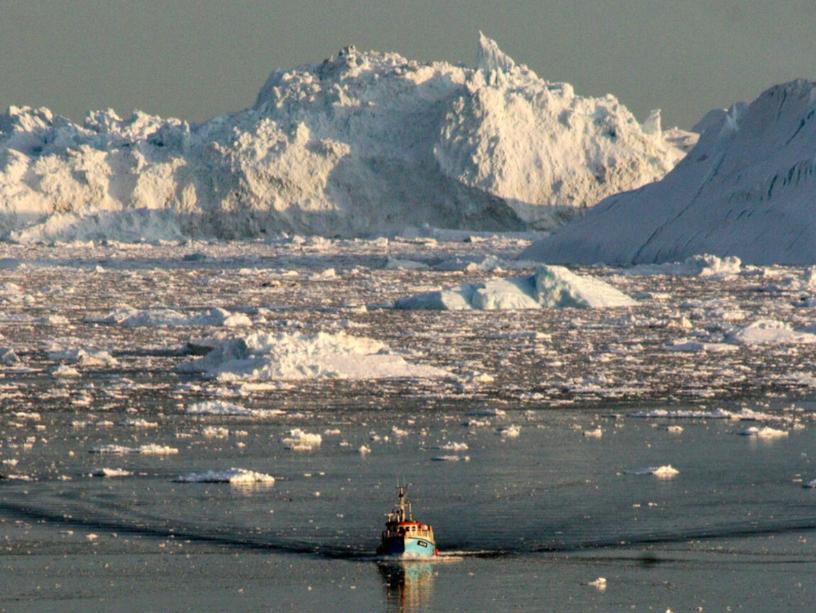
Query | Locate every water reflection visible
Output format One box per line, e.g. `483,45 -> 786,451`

378,561 -> 435,612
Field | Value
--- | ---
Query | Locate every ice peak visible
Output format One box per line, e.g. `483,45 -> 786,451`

477,31 -> 519,74
641,109 -> 662,136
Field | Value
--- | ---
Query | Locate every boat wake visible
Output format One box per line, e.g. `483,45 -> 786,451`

2,497 -> 815,562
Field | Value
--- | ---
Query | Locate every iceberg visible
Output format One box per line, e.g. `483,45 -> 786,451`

394,265 -> 636,310
0,34 -> 691,242
521,80 -> 816,265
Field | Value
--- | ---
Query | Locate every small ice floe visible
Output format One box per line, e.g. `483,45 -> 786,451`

432,455 -> 470,462
627,465 -> 680,479
629,408 -> 732,420
726,319 -> 816,346
441,442 -> 469,452
90,306 -> 250,328
47,347 -> 117,367
90,444 -> 179,455
0,473 -> 33,481
310,268 -> 337,280
497,425 -> 521,439
803,479 -> 816,489
282,428 -> 322,451
391,426 -> 409,438
622,254 -> 741,278
0,347 -> 19,365
174,468 -> 275,486
125,418 -> 158,429
52,364 -> 80,378
358,444 -> 371,455
202,426 -> 230,439
384,257 -> 429,270
185,400 -> 283,418
41,314 -> 70,325
394,265 -> 636,310
92,468 -> 133,478
583,427 -> 603,439
665,339 -> 738,353
738,426 -> 788,439
587,577 -> 607,591
468,408 -> 506,418
666,425 -> 684,434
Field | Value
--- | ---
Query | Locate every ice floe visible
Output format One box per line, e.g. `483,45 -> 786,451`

726,319 -> 816,345
174,468 -> 275,485
628,465 -> 680,479
184,400 -> 283,418
282,428 -> 322,451
91,307 -> 251,327
90,444 -> 179,455
92,468 -> 133,478
179,331 -> 449,381
738,426 -> 789,439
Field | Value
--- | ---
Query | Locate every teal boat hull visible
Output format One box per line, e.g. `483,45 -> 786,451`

378,536 -> 436,558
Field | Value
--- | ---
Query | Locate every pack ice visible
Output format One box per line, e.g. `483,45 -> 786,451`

522,80 -> 816,265
0,34 -> 691,242
394,265 -> 635,310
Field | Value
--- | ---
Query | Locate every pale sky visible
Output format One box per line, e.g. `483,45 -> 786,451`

1,0 -> 814,128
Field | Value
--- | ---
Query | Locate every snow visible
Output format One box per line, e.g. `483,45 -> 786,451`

0,34 -> 691,242
179,330 -> 449,381
174,468 -> 275,485
394,265 -> 635,310
521,80 -> 816,265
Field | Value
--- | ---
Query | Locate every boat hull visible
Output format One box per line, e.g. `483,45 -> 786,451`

378,536 -> 436,558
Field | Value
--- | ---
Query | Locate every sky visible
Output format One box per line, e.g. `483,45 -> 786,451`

1,0 -> 814,129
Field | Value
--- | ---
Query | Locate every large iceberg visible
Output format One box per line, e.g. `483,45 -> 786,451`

521,80 -> 816,265
0,34 -> 691,242
394,265 -> 636,310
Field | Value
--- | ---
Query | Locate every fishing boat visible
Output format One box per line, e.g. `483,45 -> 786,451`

377,485 -> 438,558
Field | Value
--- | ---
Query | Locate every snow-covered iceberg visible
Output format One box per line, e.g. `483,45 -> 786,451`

0,34 -> 691,242
178,330 -> 449,381
394,265 -> 636,310
521,80 -> 816,265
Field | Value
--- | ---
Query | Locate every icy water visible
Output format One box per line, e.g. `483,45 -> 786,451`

1,235 -> 816,611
